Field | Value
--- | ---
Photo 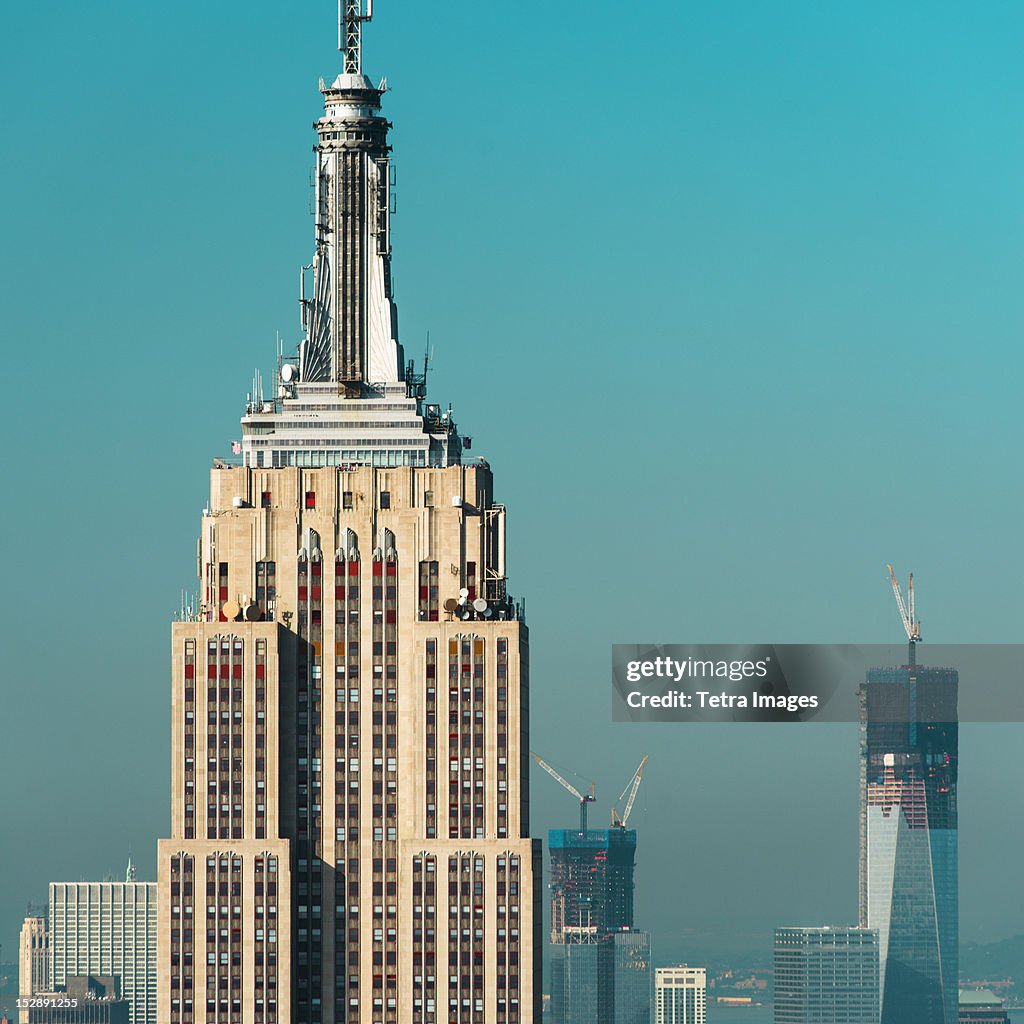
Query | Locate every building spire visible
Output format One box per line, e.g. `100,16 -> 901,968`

339,0 -> 373,75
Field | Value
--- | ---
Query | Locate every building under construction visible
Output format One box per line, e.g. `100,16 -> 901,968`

537,759 -> 651,1024
548,830 -> 637,941
860,569 -> 959,1024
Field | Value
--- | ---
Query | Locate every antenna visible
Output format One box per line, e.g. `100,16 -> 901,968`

886,564 -> 922,666
339,0 -> 374,75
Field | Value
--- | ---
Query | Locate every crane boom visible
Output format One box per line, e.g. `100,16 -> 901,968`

532,753 -> 584,801
887,564 -> 913,639
886,563 -> 921,665
532,752 -> 596,832
619,755 -> 649,827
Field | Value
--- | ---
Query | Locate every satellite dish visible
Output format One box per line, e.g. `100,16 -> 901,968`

459,588 -> 469,599
472,598 -> 488,614
281,363 -> 297,383
483,607 -> 493,618
222,600 -> 241,621
443,598 -> 459,613
243,603 -> 262,622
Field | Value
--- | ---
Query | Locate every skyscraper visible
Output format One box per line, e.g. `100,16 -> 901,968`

773,927 -> 879,1024
654,967 -> 706,1024
859,659 -> 958,1024
19,917 -> 49,1024
48,877 -> 158,1024
548,830 -> 636,941
155,6 -> 540,1024
548,829 -> 649,1024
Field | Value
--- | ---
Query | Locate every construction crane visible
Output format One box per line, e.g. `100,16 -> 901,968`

611,755 -> 649,828
887,564 -> 921,666
532,752 -> 596,833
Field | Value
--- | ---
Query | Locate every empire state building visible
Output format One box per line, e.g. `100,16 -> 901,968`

157,6 -> 541,1023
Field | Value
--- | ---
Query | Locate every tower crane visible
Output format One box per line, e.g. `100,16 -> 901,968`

887,564 -> 921,666
531,752 -> 596,833
611,755 -> 649,828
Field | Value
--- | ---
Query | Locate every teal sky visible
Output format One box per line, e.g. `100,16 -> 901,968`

2,0 -> 1023,966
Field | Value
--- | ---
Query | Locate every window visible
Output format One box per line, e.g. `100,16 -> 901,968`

305,491 -> 316,509
424,490 -> 434,507
343,491 -> 353,510
261,491 -> 271,508
380,491 -> 391,509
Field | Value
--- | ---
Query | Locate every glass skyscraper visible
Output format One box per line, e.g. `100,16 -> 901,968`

859,662 -> 958,1024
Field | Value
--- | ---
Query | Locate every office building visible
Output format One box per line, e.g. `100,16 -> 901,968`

655,966 -> 706,1024
155,5 -> 540,1024
774,927 -> 879,1024
959,989 -> 1011,1023
19,917 -> 49,1024
49,875 -> 157,1024
859,660 -> 958,1024
25,976 -> 129,1024
550,944 -> 599,1024
603,932 -> 650,1024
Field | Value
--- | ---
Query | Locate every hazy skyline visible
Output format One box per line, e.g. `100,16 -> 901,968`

2,0 -> 1023,968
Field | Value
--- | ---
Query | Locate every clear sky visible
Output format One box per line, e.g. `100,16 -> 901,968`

2,0 -> 1023,967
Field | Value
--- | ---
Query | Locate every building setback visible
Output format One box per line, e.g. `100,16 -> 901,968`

155,6 -> 540,1024
859,661 -> 958,1024
773,927 -> 879,1024
48,878 -> 157,1024
654,966 -> 706,1024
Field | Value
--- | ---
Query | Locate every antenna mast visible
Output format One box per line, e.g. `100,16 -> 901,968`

887,564 -> 922,666
339,0 -> 374,75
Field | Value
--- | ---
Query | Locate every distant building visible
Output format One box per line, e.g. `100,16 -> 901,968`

655,966 -> 707,1024
549,830 -> 637,940
19,917 -> 49,1024
774,927 -> 880,1024
550,931 -> 651,1024
25,975 -> 129,1024
604,931 -> 651,1024
49,870 -> 156,1024
860,661 -> 958,1024
959,989 -> 1011,1023
551,942 -> 600,1024
548,823 -> 651,1024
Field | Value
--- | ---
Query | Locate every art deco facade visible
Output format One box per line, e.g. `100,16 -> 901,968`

19,917 -> 49,1024
156,7 -> 540,1024
859,664 -> 958,1024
